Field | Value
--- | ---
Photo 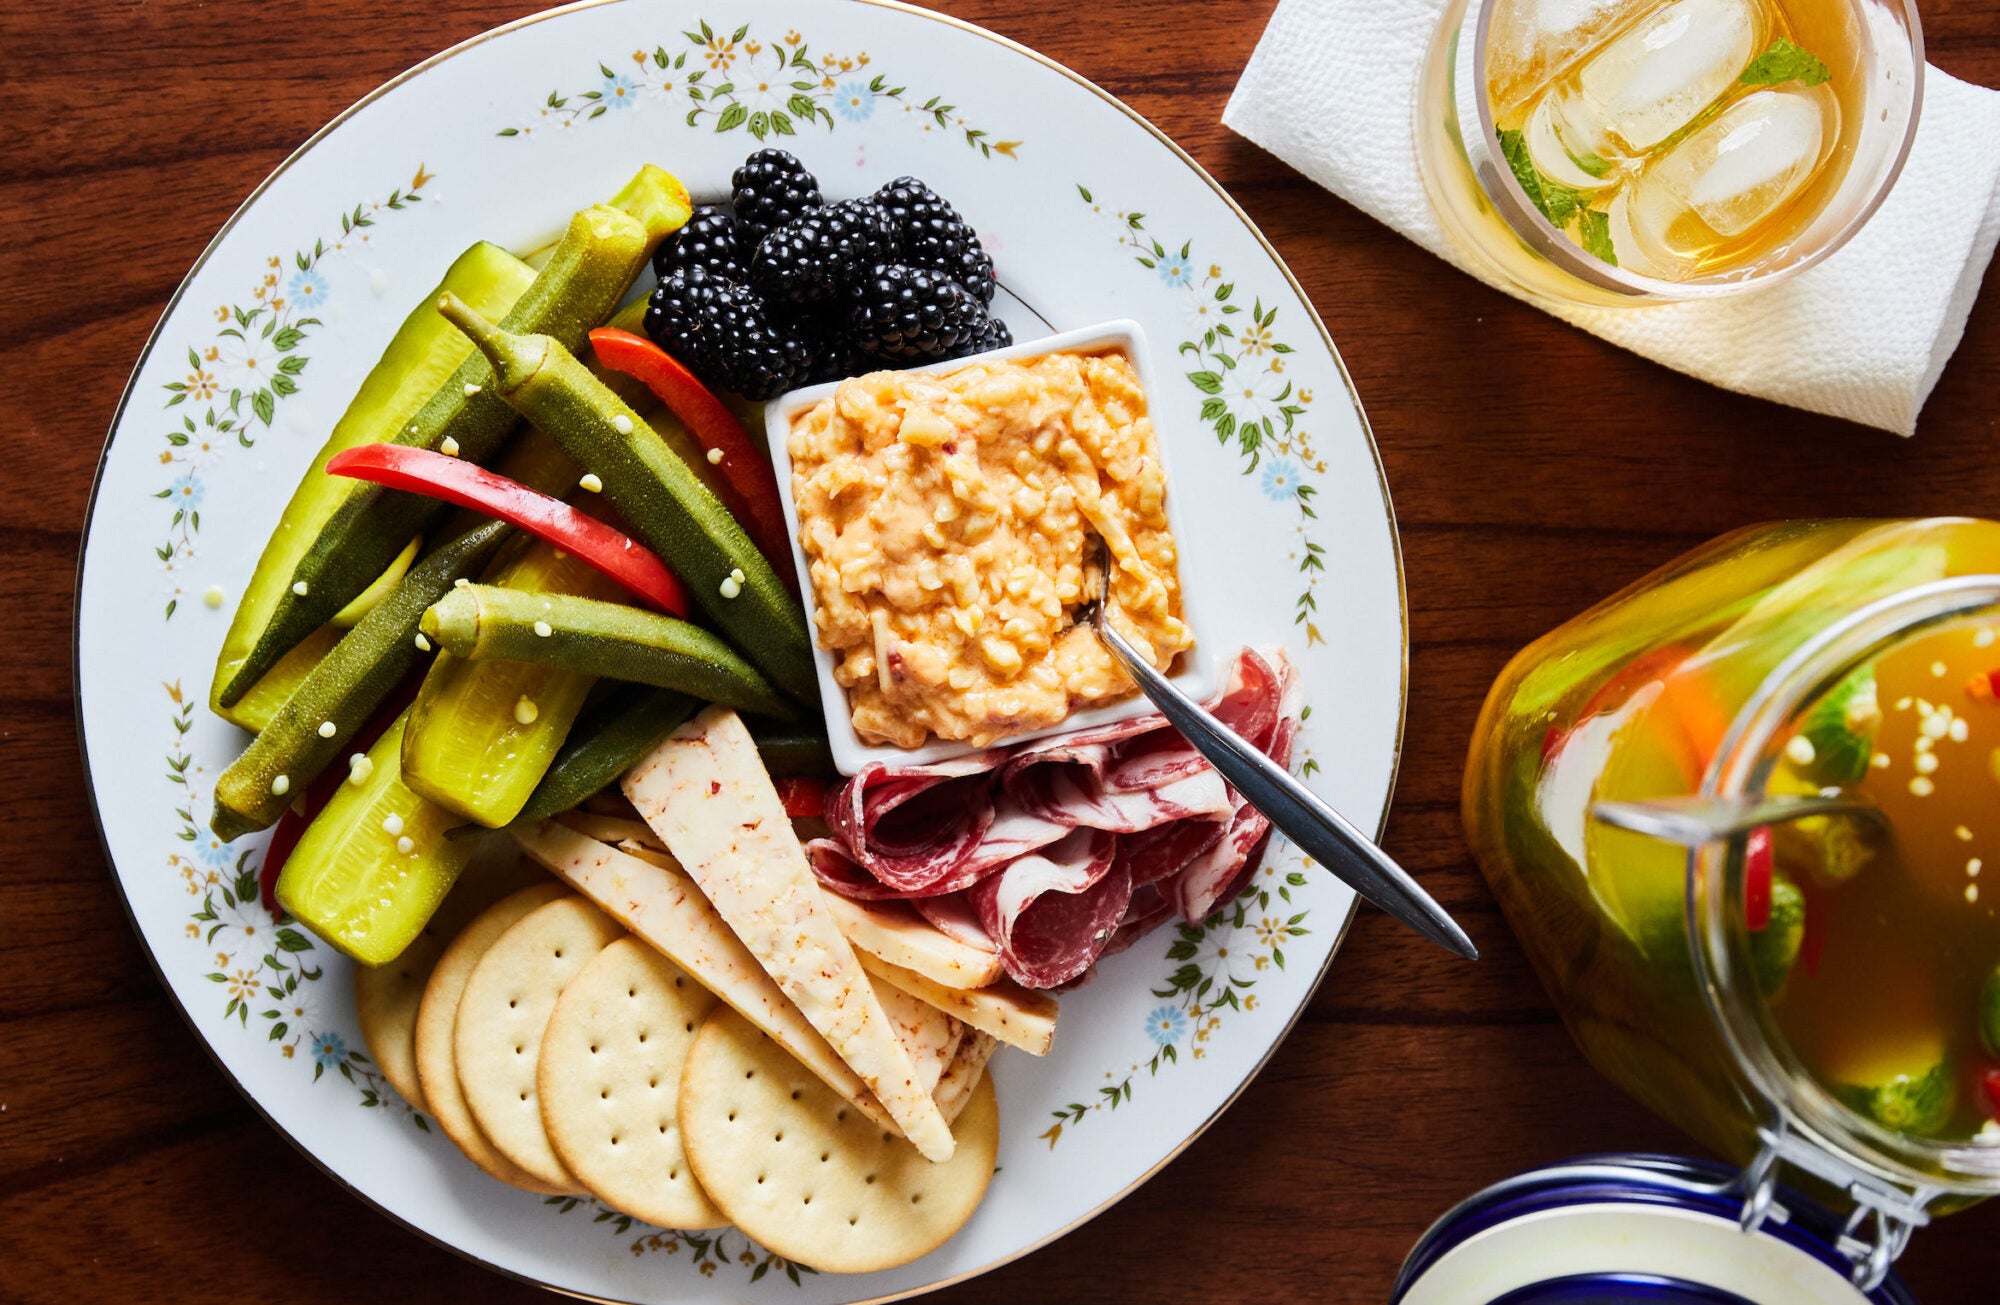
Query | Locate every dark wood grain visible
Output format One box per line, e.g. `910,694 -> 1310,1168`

4,0 -> 1996,1300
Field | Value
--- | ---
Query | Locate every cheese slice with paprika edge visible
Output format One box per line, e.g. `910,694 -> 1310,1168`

623,707 -> 957,1163
511,819 -> 896,1133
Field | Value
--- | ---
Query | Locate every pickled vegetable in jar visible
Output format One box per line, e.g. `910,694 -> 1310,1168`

1463,519 -> 2000,1282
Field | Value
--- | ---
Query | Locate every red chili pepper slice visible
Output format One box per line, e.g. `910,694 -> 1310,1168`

326,444 -> 689,616
1745,827 -> 1773,932
258,806 -> 310,919
773,775 -> 829,820
1983,1069 -> 2000,1118
587,327 -> 795,590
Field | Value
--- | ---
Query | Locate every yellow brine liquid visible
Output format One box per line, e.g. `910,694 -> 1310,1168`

1485,0 -> 1865,278
1760,623 -> 2000,1142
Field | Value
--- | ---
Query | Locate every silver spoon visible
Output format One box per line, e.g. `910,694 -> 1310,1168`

1080,551 -> 1477,961
1589,792 -> 1885,847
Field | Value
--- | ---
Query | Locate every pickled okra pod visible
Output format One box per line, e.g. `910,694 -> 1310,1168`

216,166 -> 692,708
420,585 -> 796,722
435,295 -> 817,704
506,683 -> 700,828
209,519 -> 512,842
210,241 -> 536,717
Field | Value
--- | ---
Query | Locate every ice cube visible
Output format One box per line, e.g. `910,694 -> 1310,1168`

1531,0 -> 1769,173
1611,86 -> 1835,276
1487,0 -> 1654,118
1681,88 -> 1832,234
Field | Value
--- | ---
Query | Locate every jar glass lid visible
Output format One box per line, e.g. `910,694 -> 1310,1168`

1393,1154 -> 1917,1305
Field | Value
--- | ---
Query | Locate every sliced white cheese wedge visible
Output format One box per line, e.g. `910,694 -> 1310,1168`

823,892 -> 1005,990
858,951 -> 1059,1057
623,707 -> 957,1163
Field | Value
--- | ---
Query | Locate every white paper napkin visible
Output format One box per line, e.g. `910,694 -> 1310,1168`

1223,0 -> 2000,434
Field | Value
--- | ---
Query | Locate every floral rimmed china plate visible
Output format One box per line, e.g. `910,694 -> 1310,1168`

74,1 -> 1406,1299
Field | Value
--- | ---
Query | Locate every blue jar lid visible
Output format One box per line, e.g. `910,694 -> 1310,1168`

1392,1154 -> 1918,1305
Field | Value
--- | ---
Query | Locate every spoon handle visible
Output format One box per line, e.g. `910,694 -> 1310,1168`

1589,793 -> 1885,847
1094,623 -> 1477,961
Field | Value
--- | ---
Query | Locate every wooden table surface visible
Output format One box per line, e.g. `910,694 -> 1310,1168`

6,0 -> 1998,1299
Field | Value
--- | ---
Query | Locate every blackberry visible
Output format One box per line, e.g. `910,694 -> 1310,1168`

845,263 -> 986,363
873,176 -> 996,304
750,199 -> 898,306
645,266 -> 812,401
731,149 -> 823,246
948,313 -> 1013,359
651,204 -> 749,282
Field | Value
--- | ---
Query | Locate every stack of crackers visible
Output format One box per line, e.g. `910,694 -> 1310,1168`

354,706 -> 1058,1273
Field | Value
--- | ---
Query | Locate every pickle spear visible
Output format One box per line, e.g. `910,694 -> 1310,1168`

210,241 -> 535,715
216,166 -> 692,708
209,520 -> 512,842
436,296 -> 815,702
402,538 -> 629,827
420,585 -> 796,721
275,711 -> 474,966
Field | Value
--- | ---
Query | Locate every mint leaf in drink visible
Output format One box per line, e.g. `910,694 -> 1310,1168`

1498,128 -> 1582,225
1574,152 -> 1613,179
1499,128 -> 1616,265
1740,37 -> 1831,87
1577,208 -> 1618,266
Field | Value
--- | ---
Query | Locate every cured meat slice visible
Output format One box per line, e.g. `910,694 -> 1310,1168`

909,890 -> 999,954
969,827 -> 1130,989
817,647 -> 1303,975
1098,884 -> 1175,961
1165,715 -> 1298,922
1003,759 -> 1230,835
1118,816 -> 1228,888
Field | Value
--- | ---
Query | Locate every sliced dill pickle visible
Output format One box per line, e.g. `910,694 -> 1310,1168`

218,167 -> 692,708
215,624 -> 344,734
211,241 -> 536,716
507,684 -> 699,828
420,585 -> 796,721
275,712 -> 474,966
209,520 -> 512,842
402,538 -> 630,827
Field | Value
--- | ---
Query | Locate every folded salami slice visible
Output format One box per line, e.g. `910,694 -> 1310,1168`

817,647 -> 1301,987
969,828 -> 1131,989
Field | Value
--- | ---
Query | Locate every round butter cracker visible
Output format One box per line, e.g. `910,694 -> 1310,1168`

539,937 -> 725,1229
680,1006 -> 999,1274
456,894 -> 624,1191
355,853 -> 549,1113
414,880 -> 574,1194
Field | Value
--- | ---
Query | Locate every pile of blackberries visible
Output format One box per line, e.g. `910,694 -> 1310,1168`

645,150 -> 1010,400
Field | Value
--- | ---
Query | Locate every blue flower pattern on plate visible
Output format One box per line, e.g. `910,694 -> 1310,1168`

602,73 -> 637,108
1156,251 -> 1192,287
1144,1004 -> 1189,1046
285,267 -> 328,312
311,1031 -> 347,1069
1260,458 -> 1302,502
169,470 -> 204,510
835,80 -> 874,122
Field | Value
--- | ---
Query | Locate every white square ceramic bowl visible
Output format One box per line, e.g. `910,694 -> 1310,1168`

760,318 -> 1216,776
764,318 -> 1219,775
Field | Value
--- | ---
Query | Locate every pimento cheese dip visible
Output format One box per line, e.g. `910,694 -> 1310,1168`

787,350 -> 1192,749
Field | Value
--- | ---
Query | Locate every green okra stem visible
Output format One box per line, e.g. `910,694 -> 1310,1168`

436,298 -> 817,704
421,585 -> 797,722
210,519 -> 513,842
